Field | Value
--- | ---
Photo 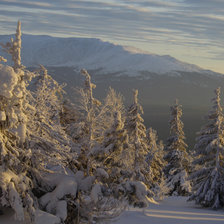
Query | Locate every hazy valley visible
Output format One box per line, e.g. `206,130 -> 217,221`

49,67 -> 224,148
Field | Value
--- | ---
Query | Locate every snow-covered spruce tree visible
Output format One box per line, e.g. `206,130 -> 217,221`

68,85 -> 125,146
72,111 -> 128,223
66,87 -> 152,222
63,92 -> 149,222
92,111 -> 130,180
34,65 -> 65,124
90,110 -> 151,210
27,67 -> 99,223
164,99 -> 191,196
125,89 -> 148,183
0,21 -> 36,223
26,65 -> 80,223
79,69 -> 101,145
71,69 -> 101,175
0,21 -> 78,224
189,87 -> 224,209
97,87 -> 125,135
146,128 -> 168,199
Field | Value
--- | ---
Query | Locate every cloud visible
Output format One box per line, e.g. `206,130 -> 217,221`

0,0 -> 52,9
0,0 -> 222,47
0,0 -> 224,72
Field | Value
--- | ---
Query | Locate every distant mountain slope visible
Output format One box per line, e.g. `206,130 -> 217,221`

0,34 -> 215,76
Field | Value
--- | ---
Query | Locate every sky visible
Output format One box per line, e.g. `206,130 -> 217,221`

0,0 -> 224,73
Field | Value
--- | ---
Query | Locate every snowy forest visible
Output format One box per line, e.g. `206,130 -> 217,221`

1,22 -> 224,224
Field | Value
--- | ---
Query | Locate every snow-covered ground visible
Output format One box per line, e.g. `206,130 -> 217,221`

0,208 -> 62,224
1,197 -> 224,224
114,197 -> 224,224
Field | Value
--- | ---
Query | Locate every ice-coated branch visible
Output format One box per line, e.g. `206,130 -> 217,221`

14,20 -> 22,70
133,89 -> 138,105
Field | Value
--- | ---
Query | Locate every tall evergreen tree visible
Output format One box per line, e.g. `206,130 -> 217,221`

125,90 -> 148,182
189,87 -> 224,209
164,99 -> 191,196
0,21 -> 77,224
0,21 -> 36,223
79,69 -> 100,146
34,65 -> 65,124
97,87 -> 125,137
73,69 -> 101,174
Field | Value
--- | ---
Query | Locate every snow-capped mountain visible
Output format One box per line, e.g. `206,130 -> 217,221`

0,34 -> 211,76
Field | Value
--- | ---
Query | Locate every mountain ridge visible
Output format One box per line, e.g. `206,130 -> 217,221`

0,34 -> 219,76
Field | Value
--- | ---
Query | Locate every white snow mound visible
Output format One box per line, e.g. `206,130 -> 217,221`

0,64 -> 18,98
